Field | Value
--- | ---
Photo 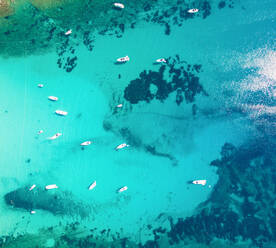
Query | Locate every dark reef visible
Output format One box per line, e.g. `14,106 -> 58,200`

124,55 -> 207,105
4,186 -> 90,218
165,140 -> 276,247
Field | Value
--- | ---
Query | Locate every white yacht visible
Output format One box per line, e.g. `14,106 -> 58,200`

156,58 -> 166,63
48,133 -> 62,140
118,186 -> 128,193
29,184 -> 36,191
116,55 -> 129,63
81,141 -> 92,146
45,184 -> 58,190
188,8 -> 199,13
55,110 -> 68,116
114,3 -> 125,9
65,29 -> 72,35
48,96 -> 58,101
192,180 -> 206,185
115,143 -> 129,150
88,181 -> 96,190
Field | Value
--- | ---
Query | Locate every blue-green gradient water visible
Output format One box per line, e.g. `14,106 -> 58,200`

0,0 -> 275,247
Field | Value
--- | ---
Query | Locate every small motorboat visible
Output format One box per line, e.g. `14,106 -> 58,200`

38,130 -> 43,134
48,96 -> 58,101
30,210 -> 36,214
113,3 -> 125,9
115,143 -> 129,151
156,58 -> 166,63
192,180 -> 206,186
81,141 -> 92,146
45,184 -> 58,190
188,8 -> 199,13
48,133 -> 62,140
65,29 -> 72,35
29,184 -> 36,191
55,110 -> 68,116
37,84 -> 44,88
117,104 -> 123,108
88,181 -> 96,190
118,186 -> 128,193
116,55 -> 129,63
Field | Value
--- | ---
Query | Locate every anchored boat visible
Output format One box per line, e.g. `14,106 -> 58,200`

45,184 -> 58,190
29,184 -> 36,191
192,180 -> 206,186
187,8 -> 199,13
65,29 -> 72,35
48,133 -> 62,140
116,55 -> 129,63
114,3 -> 125,9
48,96 -> 58,101
81,141 -> 92,146
115,143 -> 129,151
118,186 -> 128,193
55,110 -> 68,116
156,58 -> 166,63
88,181 -> 96,190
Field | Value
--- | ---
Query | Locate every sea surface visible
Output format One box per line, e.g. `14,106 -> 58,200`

0,0 -> 275,247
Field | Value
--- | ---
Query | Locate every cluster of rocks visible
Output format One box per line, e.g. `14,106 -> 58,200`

124,55 -> 208,105
56,36 -> 78,73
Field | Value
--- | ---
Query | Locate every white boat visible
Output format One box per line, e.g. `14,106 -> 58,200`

81,141 -> 92,146
55,110 -> 68,116
37,84 -> 44,88
192,180 -> 206,186
116,55 -> 129,63
45,184 -> 58,190
188,8 -> 199,13
115,143 -> 129,150
29,184 -> 36,191
156,58 -> 166,63
117,104 -> 123,108
88,181 -> 96,190
114,3 -> 125,9
48,133 -> 62,140
118,186 -> 128,193
38,130 -> 43,134
48,96 -> 58,101
30,210 -> 36,214
65,29 -> 72,35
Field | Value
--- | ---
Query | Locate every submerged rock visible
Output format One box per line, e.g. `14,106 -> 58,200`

124,55 -> 206,105
4,186 -> 90,218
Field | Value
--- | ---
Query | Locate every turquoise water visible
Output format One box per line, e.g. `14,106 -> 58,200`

0,0 -> 275,247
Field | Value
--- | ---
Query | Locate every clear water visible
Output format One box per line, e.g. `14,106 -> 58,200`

0,0 -> 275,247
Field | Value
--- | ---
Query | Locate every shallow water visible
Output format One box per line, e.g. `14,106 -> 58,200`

0,0 -> 275,247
